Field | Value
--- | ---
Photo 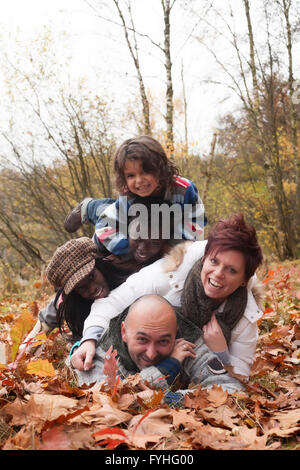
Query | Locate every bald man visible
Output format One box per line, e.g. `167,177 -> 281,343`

70,294 -> 243,404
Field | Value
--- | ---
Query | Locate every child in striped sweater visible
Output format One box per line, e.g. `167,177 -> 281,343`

64,135 -> 207,255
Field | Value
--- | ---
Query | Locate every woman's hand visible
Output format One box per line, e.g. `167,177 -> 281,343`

70,339 -> 96,371
202,313 -> 227,352
170,338 -> 196,363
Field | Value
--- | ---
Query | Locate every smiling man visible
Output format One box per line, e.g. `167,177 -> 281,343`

71,294 -> 244,406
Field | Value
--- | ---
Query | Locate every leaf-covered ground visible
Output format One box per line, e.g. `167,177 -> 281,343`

0,261 -> 299,451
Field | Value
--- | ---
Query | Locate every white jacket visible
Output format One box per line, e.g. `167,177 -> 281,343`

83,241 -> 264,376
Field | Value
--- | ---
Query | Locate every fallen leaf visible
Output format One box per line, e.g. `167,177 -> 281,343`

206,385 -> 228,407
198,405 -> 240,429
184,387 -> 210,409
40,425 -> 71,450
26,359 -> 56,378
92,426 -> 127,449
190,424 -> 246,450
128,408 -> 173,439
2,423 -> 40,450
236,426 -> 278,450
170,409 -> 204,431
270,408 -> 300,429
2,393 -> 79,431
70,392 -> 132,427
10,311 -> 36,360
103,345 -> 119,388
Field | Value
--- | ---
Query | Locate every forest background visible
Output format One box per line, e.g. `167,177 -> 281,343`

0,0 -> 300,288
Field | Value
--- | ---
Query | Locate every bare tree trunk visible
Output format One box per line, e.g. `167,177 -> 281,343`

243,0 -> 259,112
112,0 -> 151,135
243,0 -> 295,259
281,0 -> 300,231
161,0 -> 175,156
202,132 -> 217,205
181,60 -> 188,160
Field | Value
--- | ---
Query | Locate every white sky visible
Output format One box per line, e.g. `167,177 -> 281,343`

1,0 -> 300,158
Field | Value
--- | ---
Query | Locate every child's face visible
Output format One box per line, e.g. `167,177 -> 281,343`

129,237 -> 165,263
73,268 -> 110,300
123,159 -> 160,197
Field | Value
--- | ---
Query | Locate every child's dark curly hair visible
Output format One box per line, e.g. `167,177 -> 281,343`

114,135 -> 179,197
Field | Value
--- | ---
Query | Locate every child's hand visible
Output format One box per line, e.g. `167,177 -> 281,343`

70,340 -> 96,371
170,338 -> 196,363
202,313 -> 227,352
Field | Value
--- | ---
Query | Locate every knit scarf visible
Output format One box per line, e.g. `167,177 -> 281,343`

178,257 -> 248,346
99,308 -> 202,372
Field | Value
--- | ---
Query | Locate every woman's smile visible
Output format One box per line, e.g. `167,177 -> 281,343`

201,250 -> 246,301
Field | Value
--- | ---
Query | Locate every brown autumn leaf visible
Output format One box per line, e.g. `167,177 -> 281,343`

206,384 -> 228,407
69,391 -> 132,427
21,379 -> 45,394
170,409 -> 204,431
40,425 -> 71,450
117,393 -> 137,410
128,408 -> 173,441
250,356 -> 275,376
266,425 -> 300,438
103,345 -> 119,388
189,424 -> 247,450
269,408 -> 300,429
1,393 -> 79,431
44,379 -> 87,398
2,424 -> 40,450
198,404 -> 240,429
184,387 -> 210,409
235,426 -> 281,450
62,424 -> 96,450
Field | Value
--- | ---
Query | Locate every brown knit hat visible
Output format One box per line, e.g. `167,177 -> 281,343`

45,237 -> 98,295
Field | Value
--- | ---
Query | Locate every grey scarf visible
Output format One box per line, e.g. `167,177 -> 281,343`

178,257 -> 248,345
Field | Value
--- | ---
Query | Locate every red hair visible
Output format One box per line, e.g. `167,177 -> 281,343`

204,214 -> 263,281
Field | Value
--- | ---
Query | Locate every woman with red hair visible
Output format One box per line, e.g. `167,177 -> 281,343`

71,214 -> 264,378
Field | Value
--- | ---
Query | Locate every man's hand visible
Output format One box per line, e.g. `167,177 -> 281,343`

170,338 -> 196,363
202,313 -> 227,352
70,340 -> 96,371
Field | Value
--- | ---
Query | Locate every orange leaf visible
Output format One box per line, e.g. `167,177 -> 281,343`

264,307 -> 274,314
145,390 -> 164,408
97,438 -> 125,450
92,427 -> 127,441
28,332 -> 48,349
111,375 -> 121,400
10,310 -> 36,360
26,359 -> 56,378
103,345 -> 119,388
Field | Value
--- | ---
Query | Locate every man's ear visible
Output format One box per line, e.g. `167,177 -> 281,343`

121,321 -> 127,343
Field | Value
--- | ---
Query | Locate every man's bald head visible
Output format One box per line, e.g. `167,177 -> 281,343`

121,294 -> 178,370
125,294 -> 177,328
